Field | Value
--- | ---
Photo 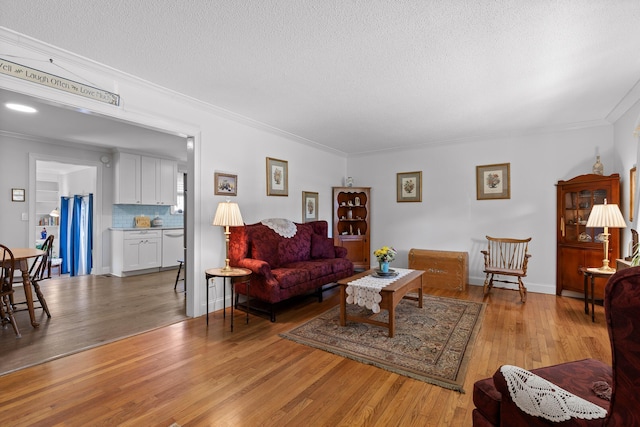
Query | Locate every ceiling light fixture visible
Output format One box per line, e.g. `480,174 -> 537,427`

5,103 -> 37,113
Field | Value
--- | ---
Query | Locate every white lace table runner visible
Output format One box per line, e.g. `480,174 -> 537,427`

261,218 -> 297,238
500,365 -> 607,422
346,268 -> 413,313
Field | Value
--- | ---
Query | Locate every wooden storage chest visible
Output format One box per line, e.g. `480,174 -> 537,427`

408,248 -> 468,291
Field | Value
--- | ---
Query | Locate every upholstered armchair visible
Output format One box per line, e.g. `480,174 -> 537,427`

472,266 -> 640,426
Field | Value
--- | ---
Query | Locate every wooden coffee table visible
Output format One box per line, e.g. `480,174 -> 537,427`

337,269 -> 425,337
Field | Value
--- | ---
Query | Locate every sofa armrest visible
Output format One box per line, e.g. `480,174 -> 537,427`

235,258 -> 274,279
335,246 -> 348,258
492,363 -> 608,426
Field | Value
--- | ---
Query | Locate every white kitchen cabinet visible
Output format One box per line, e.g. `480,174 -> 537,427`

114,152 -> 141,204
141,157 -> 177,205
115,153 -> 176,205
111,229 -> 162,276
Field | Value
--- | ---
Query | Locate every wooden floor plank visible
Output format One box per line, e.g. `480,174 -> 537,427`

0,278 -> 611,426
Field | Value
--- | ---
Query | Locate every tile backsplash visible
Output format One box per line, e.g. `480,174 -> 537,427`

112,205 -> 184,228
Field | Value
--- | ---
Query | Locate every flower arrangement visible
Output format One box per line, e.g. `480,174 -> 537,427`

374,246 -> 397,263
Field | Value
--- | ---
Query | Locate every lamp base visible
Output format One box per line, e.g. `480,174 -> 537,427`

221,259 -> 234,272
595,258 -> 615,273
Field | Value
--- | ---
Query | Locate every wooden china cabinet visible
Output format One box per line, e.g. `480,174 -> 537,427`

332,187 -> 371,270
556,174 -> 621,299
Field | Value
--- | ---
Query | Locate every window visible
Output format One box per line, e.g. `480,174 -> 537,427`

172,172 -> 185,214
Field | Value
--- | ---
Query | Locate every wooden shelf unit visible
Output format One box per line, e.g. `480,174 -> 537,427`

332,187 -> 370,270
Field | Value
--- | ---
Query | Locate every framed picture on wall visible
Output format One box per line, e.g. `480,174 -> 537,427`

214,172 -> 237,196
396,171 -> 422,202
266,157 -> 288,196
11,188 -> 25,202
476,163 -> 510,200
302,191 -> 319,222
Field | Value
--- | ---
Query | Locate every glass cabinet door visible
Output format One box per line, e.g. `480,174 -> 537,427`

562,188 -> 607,243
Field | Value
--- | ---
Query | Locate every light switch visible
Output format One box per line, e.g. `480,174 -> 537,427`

21,213 -> 28,221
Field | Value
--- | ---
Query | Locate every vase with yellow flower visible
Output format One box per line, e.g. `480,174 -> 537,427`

374,246 -> 397,273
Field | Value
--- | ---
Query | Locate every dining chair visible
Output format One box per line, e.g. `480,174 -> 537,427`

12,235 -> 54,318
1,244 -> 21,337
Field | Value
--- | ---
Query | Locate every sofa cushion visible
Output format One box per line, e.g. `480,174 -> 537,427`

272,268 -> 311,289
311,233 -> 336,259
278,225 -> 312,265
315,257 -> 353,275
285,261 -> 332,278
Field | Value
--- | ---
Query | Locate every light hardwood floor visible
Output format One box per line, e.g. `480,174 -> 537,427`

1,269 -> 187,376
0,282 -> 610,426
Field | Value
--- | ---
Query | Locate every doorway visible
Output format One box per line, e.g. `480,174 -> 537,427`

35,160 -> 97,274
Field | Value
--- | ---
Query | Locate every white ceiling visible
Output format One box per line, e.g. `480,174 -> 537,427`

1,1 -> 640,156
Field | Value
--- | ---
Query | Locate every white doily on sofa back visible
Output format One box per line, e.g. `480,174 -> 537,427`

261,218 -> 297,238
500,365 -> 607,422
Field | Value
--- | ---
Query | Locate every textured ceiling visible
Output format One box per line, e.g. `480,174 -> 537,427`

2,1 -> 640,155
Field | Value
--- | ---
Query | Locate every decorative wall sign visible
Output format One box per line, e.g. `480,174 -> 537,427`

476,163 -> 510,200
11,188 -> 25,202
266,157 -> 288,196
0,58 -> 120,106
302,191 -> 319,222
214,172 -> 237,196
397,171 -> 422,202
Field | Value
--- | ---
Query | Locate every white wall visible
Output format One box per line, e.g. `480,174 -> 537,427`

347,125 -> 616,295
63,167 -> 97,197
613,98 -> 640,254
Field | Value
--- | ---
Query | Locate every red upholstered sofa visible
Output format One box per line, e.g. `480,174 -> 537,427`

228,220 -> 354,321
472,266 -> 640,426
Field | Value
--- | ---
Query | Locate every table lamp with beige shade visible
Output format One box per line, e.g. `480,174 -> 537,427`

586,199 -> 626,272
212,200 -> 244,271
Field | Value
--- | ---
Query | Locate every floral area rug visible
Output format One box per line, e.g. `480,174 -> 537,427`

280,294 -> 485,392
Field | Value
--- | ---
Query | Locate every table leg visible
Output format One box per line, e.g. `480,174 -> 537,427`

205,273 -> 210,325
388,302 -> 395,338
20,260 -> 39,327
583,272 -> 589,315
223,276 -> 226,319
591,276 -> 596,323
230,278 -> 234,332
418,277 -> 424,308
340,285 -> 347,326
245,280 -> 250,325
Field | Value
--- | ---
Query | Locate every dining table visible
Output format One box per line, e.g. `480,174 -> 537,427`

7,247 -> 44,327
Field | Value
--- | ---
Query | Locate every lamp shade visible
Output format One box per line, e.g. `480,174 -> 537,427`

49,208 -> 60,217
585,202 -> 626,229
212,201 -> 243,227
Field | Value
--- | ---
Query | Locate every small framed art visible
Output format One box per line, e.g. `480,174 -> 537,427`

397,171 -> 422,202
11,188 -> 25,202
214,173 -> 237,196
266,157 -> 288,196
476,163 -> 510,200
302,191 -> 319,223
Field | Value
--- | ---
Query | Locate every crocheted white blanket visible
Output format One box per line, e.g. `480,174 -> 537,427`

500,365 -> 607,422
261,218 -> 297,238
345,268 -> 413,313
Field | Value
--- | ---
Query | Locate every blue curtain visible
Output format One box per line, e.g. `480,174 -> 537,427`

60,194 -> 93,276
60,197 -> 70,274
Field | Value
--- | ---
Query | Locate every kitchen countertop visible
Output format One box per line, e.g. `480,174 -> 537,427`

109,227 -> 183,231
